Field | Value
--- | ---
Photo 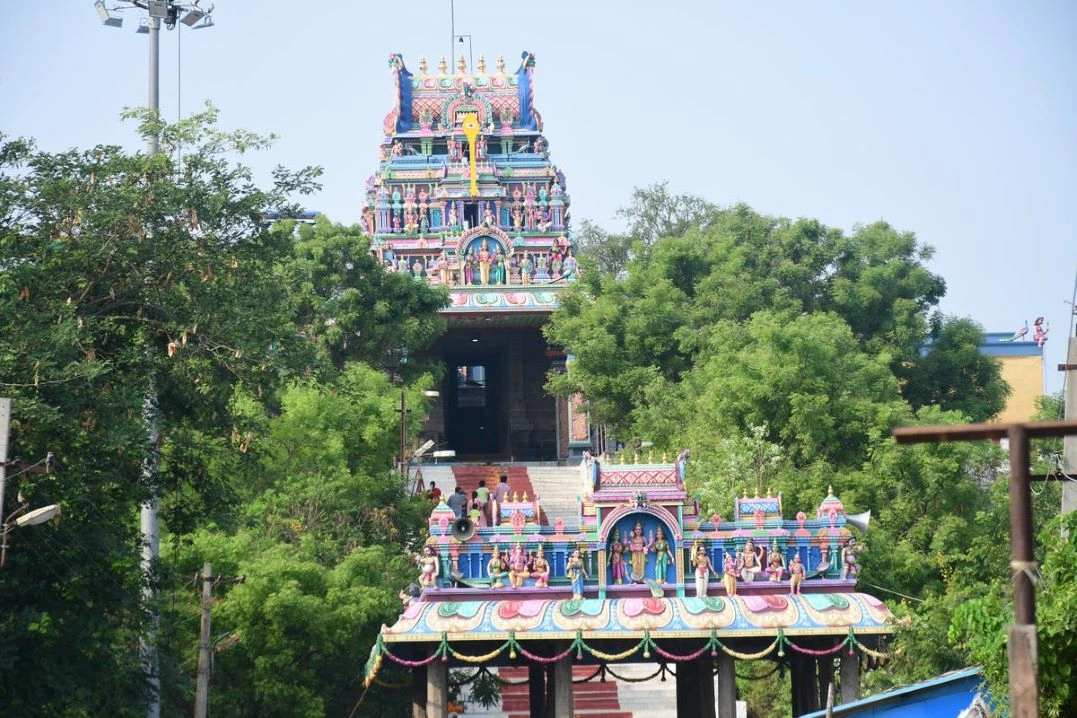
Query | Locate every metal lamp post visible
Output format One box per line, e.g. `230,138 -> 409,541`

93,4 -> 216,717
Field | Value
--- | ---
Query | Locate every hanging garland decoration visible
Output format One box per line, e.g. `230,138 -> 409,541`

450,640 -> 513,664
364,626 -> 889,687
780,629 -> 850,657
572,666 -> 605,684
448,666 -> 496,688
603,664 -> 668,683
735,663 -> 780,680
373,676 -> 411,689
846,628 -> 890,659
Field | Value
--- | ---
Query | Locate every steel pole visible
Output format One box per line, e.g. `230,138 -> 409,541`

0,399 -> 11,567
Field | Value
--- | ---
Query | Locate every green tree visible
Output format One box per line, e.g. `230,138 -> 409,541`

0,106 -> 321,714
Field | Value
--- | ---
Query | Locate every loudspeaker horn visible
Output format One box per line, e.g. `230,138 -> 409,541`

451,517 -> 476,542
845,510 -> 871,533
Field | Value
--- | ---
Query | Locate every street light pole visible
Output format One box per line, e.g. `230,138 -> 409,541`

893,418 -> 1077,718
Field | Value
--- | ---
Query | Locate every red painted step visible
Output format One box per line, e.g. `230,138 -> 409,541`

450,465 -> 547,524
496,665 -> 625,716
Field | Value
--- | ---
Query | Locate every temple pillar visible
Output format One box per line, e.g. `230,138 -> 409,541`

566,392 -> 592,463
426,659 -> 448,718
529,664 -> 546,718
675,660 -> 697,716
697,658 -> 716,718
840,651 -> 861,704
716,653 -> 736,718
818,656 -> 834,710
790,654 -> 819,716
411,665 -> 427,718
550,656 -> 574,718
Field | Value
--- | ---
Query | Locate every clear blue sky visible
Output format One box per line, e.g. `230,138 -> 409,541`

2,1 -> 1075,390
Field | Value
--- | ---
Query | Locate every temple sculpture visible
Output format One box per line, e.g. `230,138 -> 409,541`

366,51 -> 590,462
366,456 -> 892,718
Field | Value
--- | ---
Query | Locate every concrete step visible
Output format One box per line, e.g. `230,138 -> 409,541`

526,466 -> 585,532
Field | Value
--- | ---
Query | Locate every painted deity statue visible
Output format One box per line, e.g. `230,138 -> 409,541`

494,251 -> 508,285
767,540 -> 785,582
650,526 -> 674,583
562,250 -> 577,279
565,548 -> 589,600
418,546 -> 439,590
520,253 -> 533,284
841,539 -> 863,580
448,204 -> 459,228
628,521 -> 648,583
509,543 -> 530,589
478,241 -> 492,285
722,551 -> 740,596
463,250 -> 475,285
487,545 -> 508,589
740,538 -> 763,582
531,546 -> 550,588
609,538 -> 626,585
692,543 -> 717,597
437,251 -> 449,286
788,554 -> 805,595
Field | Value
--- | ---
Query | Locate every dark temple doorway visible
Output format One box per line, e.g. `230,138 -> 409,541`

420,326 -> 559,461
445,353 -> 502,457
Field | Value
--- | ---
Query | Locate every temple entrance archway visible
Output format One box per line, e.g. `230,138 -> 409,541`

421,325 -> 559,461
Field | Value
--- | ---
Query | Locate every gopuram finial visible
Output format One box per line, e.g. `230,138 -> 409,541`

457,55 -> 467,74
496,54 -> 506,74
477,54 -> 486,73
438,56 -> 448,75
418,56 -> 428,75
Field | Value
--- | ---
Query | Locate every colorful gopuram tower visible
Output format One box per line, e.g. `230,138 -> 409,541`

365,51 -> 589,461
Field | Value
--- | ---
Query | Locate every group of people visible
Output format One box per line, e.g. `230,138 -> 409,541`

441,475 -> 513,528
609,522 -> 675,585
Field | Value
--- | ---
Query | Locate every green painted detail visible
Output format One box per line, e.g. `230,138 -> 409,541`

804,593 -> 849,611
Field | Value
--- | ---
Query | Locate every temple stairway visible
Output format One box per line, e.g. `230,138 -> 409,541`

521,465 -> 583,531
456,664 -> 686,718
450,465 -> 548,524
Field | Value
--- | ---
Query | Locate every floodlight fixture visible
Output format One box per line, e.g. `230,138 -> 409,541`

147,0 -> 169,19
423,390 -> 441,397
414,440 -> 436,458
137,16 -> 151,33
96,0 -> 123,27
14,504 -> 61,528
180,8 -> 205,25
191,14 -> 214,29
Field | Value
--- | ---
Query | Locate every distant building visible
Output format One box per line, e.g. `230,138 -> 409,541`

981,333 -> 1045,422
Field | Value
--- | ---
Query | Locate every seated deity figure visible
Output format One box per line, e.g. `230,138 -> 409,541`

767,540 -> 785,582
487,546 -> 508,589
417,546 -> 439,590
531,546 -> 551,588
740,538 -> 763,582
508,543 -> 530,589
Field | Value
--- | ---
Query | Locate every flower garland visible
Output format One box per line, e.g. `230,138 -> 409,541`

364,626 -> 889,688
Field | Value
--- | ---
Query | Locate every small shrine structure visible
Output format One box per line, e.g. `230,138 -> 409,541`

364,456 -> 892,717
365,51 -> 591,462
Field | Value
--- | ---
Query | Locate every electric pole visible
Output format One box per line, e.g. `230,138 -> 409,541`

894,418 -> 1077,718
194,562 -> 244,718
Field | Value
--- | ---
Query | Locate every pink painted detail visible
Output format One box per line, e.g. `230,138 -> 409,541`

511,510 -> 526,534
554,517 -> 565,535
711,513 -> 722,526
754,508 -> 766,529
796,511 -> 807,528
742,595 -> 789,612
622,597 -> 666,617
438,516 -> 449,535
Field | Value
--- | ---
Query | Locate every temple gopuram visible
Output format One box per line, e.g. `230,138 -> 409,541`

364,455 -> 892,717
364,50 -> 588,462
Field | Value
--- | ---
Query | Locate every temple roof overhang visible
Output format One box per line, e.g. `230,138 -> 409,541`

382,593 -> 892,644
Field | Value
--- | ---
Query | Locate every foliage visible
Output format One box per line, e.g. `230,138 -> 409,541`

0,109 -> 444,716
899,315 -> 1010,421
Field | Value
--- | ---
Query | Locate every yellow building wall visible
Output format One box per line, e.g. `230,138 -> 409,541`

996,355 -> 1044,422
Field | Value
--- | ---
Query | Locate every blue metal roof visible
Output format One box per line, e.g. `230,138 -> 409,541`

802,666 -> 988,718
